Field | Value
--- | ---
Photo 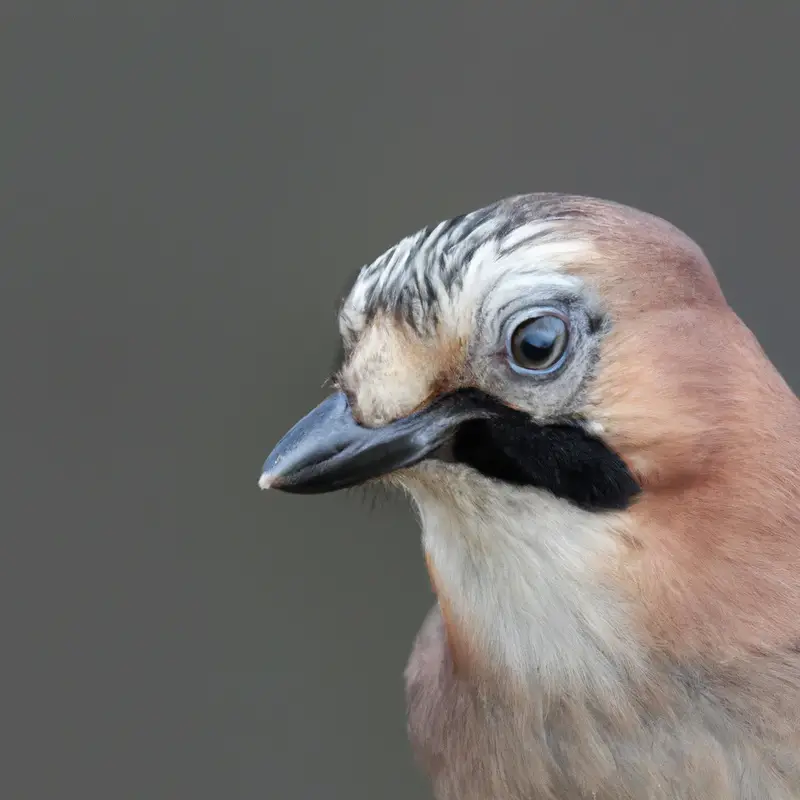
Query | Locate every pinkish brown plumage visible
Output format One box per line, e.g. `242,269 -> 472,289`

262,194 -> 800,798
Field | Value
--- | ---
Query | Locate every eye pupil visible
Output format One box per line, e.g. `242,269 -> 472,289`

509,314 -> 569,372
519,320 -> 558,361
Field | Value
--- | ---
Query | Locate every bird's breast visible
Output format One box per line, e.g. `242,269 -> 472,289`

404,605 -> 800,799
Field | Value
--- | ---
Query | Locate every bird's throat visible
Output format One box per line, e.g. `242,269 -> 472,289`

414,482 -> 639,691
425,552 -> 470,676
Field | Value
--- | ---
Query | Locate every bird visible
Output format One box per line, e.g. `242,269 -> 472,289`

259,194 -> 800,799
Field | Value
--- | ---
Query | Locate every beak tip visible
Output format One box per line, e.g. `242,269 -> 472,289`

258,472 -> 279,491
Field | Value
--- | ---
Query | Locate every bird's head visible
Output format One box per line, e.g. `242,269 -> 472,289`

261,194 -> 800,684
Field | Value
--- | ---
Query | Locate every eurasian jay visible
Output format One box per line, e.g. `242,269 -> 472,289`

260,194 -> 800,799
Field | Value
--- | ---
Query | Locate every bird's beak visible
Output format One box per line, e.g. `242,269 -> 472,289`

259,390 -> 497,494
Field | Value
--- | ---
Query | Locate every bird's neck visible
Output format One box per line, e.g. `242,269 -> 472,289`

414,478 -> 645,692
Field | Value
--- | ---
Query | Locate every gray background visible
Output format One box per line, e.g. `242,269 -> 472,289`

3,2 -> 799,798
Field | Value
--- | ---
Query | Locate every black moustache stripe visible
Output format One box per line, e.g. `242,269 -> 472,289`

437,389 -> 641,512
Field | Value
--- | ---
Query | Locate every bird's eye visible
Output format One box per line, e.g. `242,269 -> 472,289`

508,313 -> 570,373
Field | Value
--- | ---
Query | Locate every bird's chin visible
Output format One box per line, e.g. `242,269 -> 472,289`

387,459 -> 499,501
382,439 -> 477,492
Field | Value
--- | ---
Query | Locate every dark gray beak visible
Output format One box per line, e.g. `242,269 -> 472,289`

259,390 -> 497,494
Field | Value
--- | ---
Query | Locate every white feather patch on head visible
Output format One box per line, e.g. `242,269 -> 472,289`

340,214 -> 593,346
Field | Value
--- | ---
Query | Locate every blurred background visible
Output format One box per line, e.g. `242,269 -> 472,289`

2,2 -> 800,798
